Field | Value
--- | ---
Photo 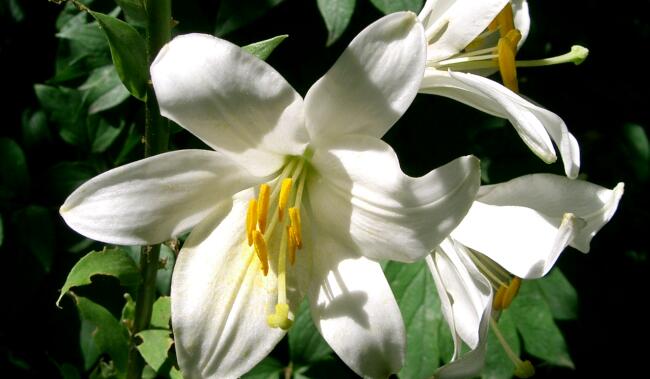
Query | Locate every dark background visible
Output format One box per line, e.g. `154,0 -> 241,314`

1,0 -> 648,377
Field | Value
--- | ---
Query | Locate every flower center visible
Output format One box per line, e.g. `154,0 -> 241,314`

429,3 -> 588,93
245,157 -> 308,330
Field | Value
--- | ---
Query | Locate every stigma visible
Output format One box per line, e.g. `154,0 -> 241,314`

244,157 -> 308,330
429,3 -> 588,93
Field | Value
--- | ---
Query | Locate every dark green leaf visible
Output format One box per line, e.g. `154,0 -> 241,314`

87,117 -> 125,153
21,109 -> 53,149
136,330 -> 174,372
74,295 -> 130,375
114,123 -> 142,166
509,281 -> 574,368
369,0 -> 423,13
80,65 -> 131,114
57,362 -> 82,379
317,0 -> 355,46
57,19 -> 109,54
0,215 -> 3,247
535,268 -> 578,320
150,296 -> 171,329
34,84 -> 86,146
623,123 -> 649,180
6,0 -> 25,22
115,0 -> 147,26
89,11 -> 148,100
48,161 -> 97,201
215,0 -> 285,36
242,356 -> 284,379
80,318 -> 102,370
384,260 -> 443,378
288,299 -> 332,364
0,138 -> 29,198
242,35 -> 288,61
57,247 -> 140,306
482,311 -> 520,379
13,205 -> 55,272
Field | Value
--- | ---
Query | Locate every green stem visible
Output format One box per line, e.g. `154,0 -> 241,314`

126,1 -> 171,378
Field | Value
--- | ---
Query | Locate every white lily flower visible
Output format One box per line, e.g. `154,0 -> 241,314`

418,0 -> 588,178
60,12 -> 482,378
427,174 -> 623,378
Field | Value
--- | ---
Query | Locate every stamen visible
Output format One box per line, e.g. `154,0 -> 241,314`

489,3 -> 514,35
245,199 -> 257,246
278,178 -> 293,222
257,184 -> 270,233
289,207 -> 302,249
267,303 -> 293,330
501,277 -> 522,309
287,226 -> 297,265
253,230 -> 269,275
490,317 -> 536,378
497,32 -> 520,93
516,45 -> 589,67
493,284 -> 508,310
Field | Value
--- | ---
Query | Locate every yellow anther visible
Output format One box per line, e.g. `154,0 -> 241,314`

287,226 -> 297,265
245,199 -> 257,246
278,178 -> 293,221
253,230 -> 269,276
257,184 -> 270,233
489,3 -> 515,35
493,284 -> 508,310
514,360 -> 535,378
497,34 -> 519,93
289,207 -> 302,249
267,303 -> 293,330
501,277 -> 522,309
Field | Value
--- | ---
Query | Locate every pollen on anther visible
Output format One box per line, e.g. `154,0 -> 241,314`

279,178 -> 293,221
497,35 -> 519,93
287,226 -> 297,265
289,208 -> 302,249
253,230 -> 269,275
257,184 -> 271,233
501,277 -> 522,309
493,285 -> 507,310
246,199 -> 257,246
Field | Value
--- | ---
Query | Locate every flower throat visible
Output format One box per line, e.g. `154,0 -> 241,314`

245,157 -> 307,330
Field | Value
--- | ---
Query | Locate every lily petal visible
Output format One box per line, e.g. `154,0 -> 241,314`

304,12 -> 425,141
421,70 -> 582,177
309,135 -> 480,262
419,0 -> 509,62
512,0 -> 531,47
151,33 -> 308,176
476,174 -> 625,253
171,193 -> 287,379
428,239 -> 492,352
308,232 -> 405,378
60,150 -> 261,245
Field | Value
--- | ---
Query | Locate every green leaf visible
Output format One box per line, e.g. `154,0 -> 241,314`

169,367 -> 184,379
156,244 -> 176,295
57,18 -> 109,54
56,362 -> 82,379
80,318 -> 102,370
34,84 -> 86,146
121,293 -> 136,330
317,0 -> 355,46
0,138 -> 29,198
535,268 -> 578,320
114,123 -> 142,165
482,311 -> 520,379
115,0 -> 147,26
384,260 -> 443,378
79,65 -> 131,114
288,299 -> 332,365
369,0 -> 423,13
48,161 -> 97,201
57,247 -> 140,306
215,0 -> 285,36
13,205 -> 55,272
87,117 -> 125,153
509,281 -> 574,368
241,356 -> 284,379
21,109 -> 53,149
136,329 -> 174,372
150,296 -> 171,329
74,295 -> 130,375
623,123 -> 649,180
89,11 -> 148,100
242,35 -> 288,61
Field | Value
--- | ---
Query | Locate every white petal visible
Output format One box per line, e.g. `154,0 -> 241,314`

307,233 -> 405,378
151,33 -> 308,176
476,174 -> 625,254
60,150 -> 261,245
172,193 -> 287,379
309,135 -> 480,262
419,0 -> 509,62
451,201 -> 583,278
427,239 -> 492,350
304,12 -> 425,141
512,0 -> 531,47
422,70 -> 582,177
